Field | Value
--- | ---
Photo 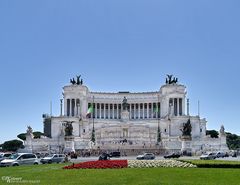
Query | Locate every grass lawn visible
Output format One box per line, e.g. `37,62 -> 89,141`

1,163 -> 240,185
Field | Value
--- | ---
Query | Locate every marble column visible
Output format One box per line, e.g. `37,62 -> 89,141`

147,103 -> 149,119
143,103 -> 145,119
70,99 -> 72,117
74,99 -> 77,116
117,104 -> 119,119
151,103 -> 154,118
134,104 -> 136,119
64,98 -> 67,116
109,104 -> 111,119
104,104 -> 106,119
100,103 -> 102,119
177,98 -> 179,116
138,103 -> 140,119
129,103 -> 132,119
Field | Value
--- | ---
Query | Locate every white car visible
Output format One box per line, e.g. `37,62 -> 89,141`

0,153 -> 39,167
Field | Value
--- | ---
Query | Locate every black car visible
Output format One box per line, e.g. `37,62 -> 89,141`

109,151 -> 121,158
98,153 -> 110,160
164,153 -> 181,159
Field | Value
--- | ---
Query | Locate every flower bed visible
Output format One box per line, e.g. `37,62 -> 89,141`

128,160 -> 197,168
63,159 -> 196,169
63,160 -> 128,169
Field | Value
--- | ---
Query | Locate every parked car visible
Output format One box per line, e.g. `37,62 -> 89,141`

164,153 -> 181,159
200,152 -> 216,160
98,153 -> 110,160
136,153 -> 155,160
40,154 -> 65,164
0,153 -> 39,167
0,153 -> 12,162
215,151 -> 226,158
109,151 -> 121,158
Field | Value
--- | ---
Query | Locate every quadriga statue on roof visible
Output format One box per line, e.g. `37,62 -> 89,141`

166,74 -> 178,84
70,75 -> 83,85
122,96 -> 129,111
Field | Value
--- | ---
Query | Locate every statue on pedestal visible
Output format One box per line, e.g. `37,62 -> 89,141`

122,97 -> 129,111
180,119 -> 192,137
63,121 -> 74,136
220,125 -> 225,136
26,126 -> 33,135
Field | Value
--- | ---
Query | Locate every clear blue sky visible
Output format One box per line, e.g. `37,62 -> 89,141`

0,1 -> 240,144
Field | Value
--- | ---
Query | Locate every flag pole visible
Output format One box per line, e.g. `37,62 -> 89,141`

91,96 -> 95,144
157,94 -> 161,144
198,100 -> 200,117
93,95 -> 95,133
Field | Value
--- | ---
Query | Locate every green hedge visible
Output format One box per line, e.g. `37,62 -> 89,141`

180,160 -> 240,168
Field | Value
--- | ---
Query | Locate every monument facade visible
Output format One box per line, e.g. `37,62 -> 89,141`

24,75 -> 228,154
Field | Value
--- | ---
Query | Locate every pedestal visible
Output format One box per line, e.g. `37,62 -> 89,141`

219,134 -> 229,152
121,110 -> 130,122
24,134 -> 34,153
181,136 -> 192,154
64,136 -> 75,153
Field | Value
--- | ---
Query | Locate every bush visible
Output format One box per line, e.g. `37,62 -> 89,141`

181,160 -> 240,168
196,163 -> 240,168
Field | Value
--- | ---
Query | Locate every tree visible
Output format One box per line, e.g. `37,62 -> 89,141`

17,131 -> 45,140
2,140 -> 23,152
17,133 -> 26,140
206,130 -> 219,138
33,131 -> 44,139
226,132 -> 240,150
206,130 -> 240,150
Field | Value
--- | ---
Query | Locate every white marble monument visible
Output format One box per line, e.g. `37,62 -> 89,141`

24,75 -> 229,154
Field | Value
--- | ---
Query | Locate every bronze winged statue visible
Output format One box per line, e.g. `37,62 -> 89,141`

180,119 -> 192,136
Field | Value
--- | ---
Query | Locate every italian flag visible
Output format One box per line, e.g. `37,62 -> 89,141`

86,104 -> 94,118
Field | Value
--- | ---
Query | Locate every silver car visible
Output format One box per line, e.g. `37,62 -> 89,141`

40,154 -> 65,164
200,152 -> 216,160
0,153 -> 12,162
0,153 -> 39,167
136,153 -> 155,160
